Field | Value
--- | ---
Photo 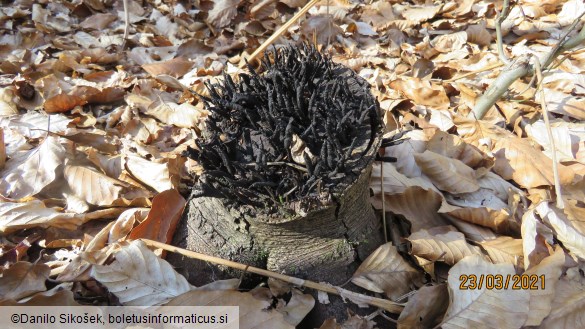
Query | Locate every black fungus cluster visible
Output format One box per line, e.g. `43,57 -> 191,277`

187,44 -> 382,210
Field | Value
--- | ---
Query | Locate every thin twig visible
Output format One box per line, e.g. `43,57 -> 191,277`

495,0 -> 512,64
542,11 -> 585,70
443,62 -> 503,82
122,0 -> 130,49
239,0 -> 320,68
140,239 -> 404,313
533,58 -> 564,209
380,161 -> 388,243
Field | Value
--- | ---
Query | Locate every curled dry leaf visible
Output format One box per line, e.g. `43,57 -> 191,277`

86,208 -> 150,251
441,255 -> 530,329
91,240 -> 192,306
524,247 -> 565,326
521,207 -> 554,270
414,150 -> 480,194
536,202 -> 585,259
408,226 -> 486,265
397,284 -> 449,329
540,265 -> 585,328
0,262 -> 50,301
525,120 -> 584,162
278,289 -> 315,326
128,189 -> 186,244
352,243 -> 424,301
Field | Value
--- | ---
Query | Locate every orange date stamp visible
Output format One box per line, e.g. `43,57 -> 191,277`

459,274 -> 545,290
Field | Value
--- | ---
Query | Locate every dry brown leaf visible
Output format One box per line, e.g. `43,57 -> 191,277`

397,284 -> 448,329
389,78 -> 450,109
351,243 -> 424,301
401,5 -> 442,22
524,247 -> 565,326
408,226 -> 486,265
446,216 -> 497,242
207,0 -> 241,28
79,13 -> 117,30
85,208 -> 149,251
479,236 -> 523,266
370,186 -> 448,232
440,189 -> 515,234
477,171 -> 522,203
44,93 -> 88,113
128,189 -> 186,244
414,150 -> 480,194
0,287 -> 79,306
466,24 -> 491,46
432,31 -> 467,53
166,290 -> 295,329
544,88 -> 585,120
0,135 -> 66,200
426,130 -> 489,169
536,202 -> 585,259
457,119 -> 576,188
64,163 -> 126,206
301,16 -> 342,45
441,255 -> 530,328
521,207 -> 554,270
0,200 -> 84,233
278,289 -> 315,326
0,262 -> 49,300
540,266 -> 585,328
146,102 -> 205,128
0,87 -> 19,116
124,154 -> 174,192
0,127 -> 5,170
142,57 -> 194,78
382,129 -> 428,177
563,198 -> 585,235
91,240 -> 192,306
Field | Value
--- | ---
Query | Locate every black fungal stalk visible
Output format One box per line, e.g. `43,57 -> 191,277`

187,44 -> 382,212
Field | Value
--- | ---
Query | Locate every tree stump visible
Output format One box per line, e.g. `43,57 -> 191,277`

170,45 -> 384,289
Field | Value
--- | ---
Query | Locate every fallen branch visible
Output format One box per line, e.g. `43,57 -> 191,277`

141,238 -> 404,314
468,13 -> 585,119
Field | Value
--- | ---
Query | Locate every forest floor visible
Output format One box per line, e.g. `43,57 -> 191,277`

1,0 -> 585,328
